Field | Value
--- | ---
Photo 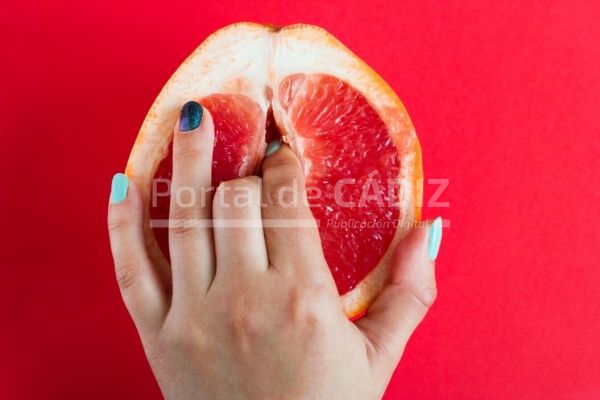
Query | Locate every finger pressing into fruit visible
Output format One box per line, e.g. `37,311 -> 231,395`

212,176 -> 268,277
355,218 -> 442,374
169,101 -> 216,302
107,173 -> 168,336
260,142 -> 334,283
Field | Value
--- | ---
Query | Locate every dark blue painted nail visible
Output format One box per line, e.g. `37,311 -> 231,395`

179,101 -> 203,132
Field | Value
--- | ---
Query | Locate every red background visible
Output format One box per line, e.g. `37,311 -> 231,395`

2,1 -> 599,399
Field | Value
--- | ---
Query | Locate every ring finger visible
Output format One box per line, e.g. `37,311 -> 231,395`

212,176 -> 268,278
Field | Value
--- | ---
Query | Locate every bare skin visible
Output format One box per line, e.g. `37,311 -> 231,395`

108,105 -> 438,400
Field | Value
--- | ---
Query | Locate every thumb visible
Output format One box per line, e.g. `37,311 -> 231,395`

356,217 -> 442,371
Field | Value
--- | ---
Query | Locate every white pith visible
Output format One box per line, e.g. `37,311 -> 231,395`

127,23 -> 422,317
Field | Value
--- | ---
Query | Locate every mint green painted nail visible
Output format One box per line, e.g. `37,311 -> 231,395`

265,139 -> 281,157
427,217 -> 443,261
110,173 -> 129,205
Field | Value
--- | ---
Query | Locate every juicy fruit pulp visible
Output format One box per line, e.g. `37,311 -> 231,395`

279,74 -> 400,294
150,73 -> 400,295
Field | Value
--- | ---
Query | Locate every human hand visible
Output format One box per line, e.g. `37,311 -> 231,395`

108,101 -> 441,400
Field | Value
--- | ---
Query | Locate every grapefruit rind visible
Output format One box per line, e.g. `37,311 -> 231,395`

126,22 -> 423,318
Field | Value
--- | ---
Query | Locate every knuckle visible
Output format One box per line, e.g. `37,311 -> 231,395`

168,207 -> 200,238
159,313 -> 206,352
389,282 -> 437,312
286,285 -> 329,328
391,275 -> 438,310
263,155 -> 305,206
225,177 -> 261,198
263,160 -> 301,185
264,175 -> 300,206
169,224 -> 196,240
228,313 -> 260,339
215,177 -> 261,210
144,338 -> 168,367
114,259 -> 139,293
215,180 -> 233,201
227,175 -> 261,189
409,285 -> 437,309
108,215 -> 131,235
160,323 -> 193,352
225,295 -> 261,340
173,145 -> 205,164
264,152 -> 300,172
169,204 -> 197,221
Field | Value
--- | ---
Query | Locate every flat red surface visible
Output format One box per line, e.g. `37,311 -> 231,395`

2,1 -> 599,399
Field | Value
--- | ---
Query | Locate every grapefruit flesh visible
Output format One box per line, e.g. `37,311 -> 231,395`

129,23 -> 422,317
150,73 -> 400,295
280,74 -> 400,294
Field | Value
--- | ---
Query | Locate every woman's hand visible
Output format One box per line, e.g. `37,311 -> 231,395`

107,101 -> 441,400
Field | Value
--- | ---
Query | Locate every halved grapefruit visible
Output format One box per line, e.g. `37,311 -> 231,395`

126,23 -> 422,318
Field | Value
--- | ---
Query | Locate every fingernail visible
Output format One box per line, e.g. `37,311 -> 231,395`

427,217 -> 443,261
110,173 -> 129,205
179,101 -> 203,132
265,139 -> 282,157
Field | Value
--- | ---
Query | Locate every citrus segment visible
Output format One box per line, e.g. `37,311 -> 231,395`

280,74 -> 401,294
